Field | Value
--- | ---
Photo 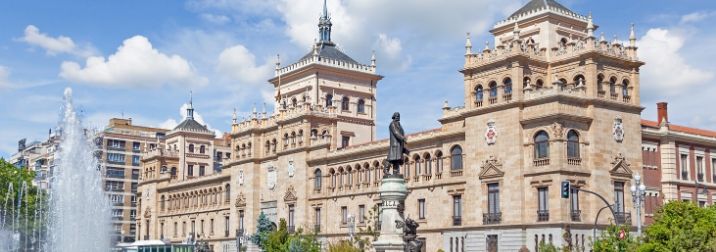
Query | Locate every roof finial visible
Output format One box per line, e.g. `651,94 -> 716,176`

275,54 -> 281,70
484,41 -> 490,51
612,34 -> 619,45
186,90 -> 194,120
232,108 -> 237,124
318,0 -> 333,44
322,0 -> 328,19
629,23 -> 637,46
370,50 -> 376,68
465,32 -> 472,55
600,32 -> 606,42
587,12 -> 595,37
513,22 -> 520,40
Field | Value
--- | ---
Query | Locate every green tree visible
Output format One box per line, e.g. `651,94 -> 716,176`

251,212 -> 275,249
328,240 -> 361,252
592,223 -> 639,252
637,201 -> 716,252
0,158 -> 47,249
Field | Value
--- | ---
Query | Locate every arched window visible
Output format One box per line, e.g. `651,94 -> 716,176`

347,167 -> 353,186
341,96 -> 350,111
271,139 -> 277,153
523,77 -> 531,89
567,130 -> 580,159
559,78 -> 568,89
414,154 -> 421,176
283,133 -> 289,146
357,99 -> 366,113
489,81 -> 498,97
536,79 -> 544,90
609,77 -> 617,95
503,78 -> 512,94
424,153 -> 432,175
199,145 -> 205,154
170,167 -> 177,178
534,131 -> 550,159
291,97 -> 298,107
314,169 -> 322,191
330,169 -> 336,188
291,132 -> 296,145
475,85 -> 484,101
188,144 -> 194,153
310,129 -> 318,139
450,146 -> 463,170
574,75 -> 585,87
597,74 -> 605,92
622,80 -> 629,97
435,151 -> 443,173
225,184 -> 230,203
325,93 -> 333,107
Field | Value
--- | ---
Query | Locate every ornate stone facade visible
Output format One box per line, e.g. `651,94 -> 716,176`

133,1 -> 693,251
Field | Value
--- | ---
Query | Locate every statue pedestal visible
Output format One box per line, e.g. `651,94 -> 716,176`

373,176 -> 407,252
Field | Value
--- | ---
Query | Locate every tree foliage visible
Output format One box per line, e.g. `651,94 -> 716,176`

592,224 -> 639,252
328,240 -> 362,252
0,158 -> 47,249
250,215 -> 320,252
250,212 -> 275,249
637,201 -> 716,252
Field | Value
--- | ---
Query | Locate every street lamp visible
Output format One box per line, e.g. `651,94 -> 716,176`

630,174 -> 646,236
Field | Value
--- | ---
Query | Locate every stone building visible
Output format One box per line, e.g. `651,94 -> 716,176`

135,0 -> 712,251
136,100 -> 232,248
9,133 -> 60,190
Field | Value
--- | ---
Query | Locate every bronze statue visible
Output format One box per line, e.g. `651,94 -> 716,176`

396,218 -> 423,252
387,112 -> 409,176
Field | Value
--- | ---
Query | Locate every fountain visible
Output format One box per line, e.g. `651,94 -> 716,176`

1,87 -> 112,251
47,87 -> 112,251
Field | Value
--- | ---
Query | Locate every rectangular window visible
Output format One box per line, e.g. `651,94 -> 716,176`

571,187 -> 580,211
106,167 -> 125,178
681,154 -> 689,180
108,139 -> 126,149
713,158 -> 716,182
182,222 -> 186,237
418,199 -> 426,219
225,216 -> 230,237
132,155 -> 140,166
239,210 -> 245,231
174,222 -> 178,237
697,156 -> 704,182
359,205 -> 365,223
132,142 -> 141,151
342,136 -> 350,148
315,207 -> 321,226
614,182 -> 625,212
200,220 -> 204,235
488,183 -> 500,214
132,169 -> 139,180
210,219 -> 214,235
538,187 -> 548,211
341,206 -> 348,224
130,210 -> 136,219
289,204 -> 295,228
199,166 -> 205,176
453,195 -> 461,217
191,220 -> 195,235
107,153 -> 125,163
188,165 -> 194,177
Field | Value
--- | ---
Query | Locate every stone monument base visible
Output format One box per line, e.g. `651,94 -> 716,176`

373,177 -> 408,252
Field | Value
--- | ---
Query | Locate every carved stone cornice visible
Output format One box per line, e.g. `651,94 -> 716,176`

609,153 -> 633,178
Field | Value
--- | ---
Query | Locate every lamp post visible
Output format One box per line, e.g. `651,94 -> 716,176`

630,174 -> 646,236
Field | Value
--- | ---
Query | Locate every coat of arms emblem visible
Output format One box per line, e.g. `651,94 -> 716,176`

613,116 -> 625,142
485,120 -> 497,145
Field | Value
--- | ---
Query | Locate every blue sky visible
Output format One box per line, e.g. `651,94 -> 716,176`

1,0 -> 716,158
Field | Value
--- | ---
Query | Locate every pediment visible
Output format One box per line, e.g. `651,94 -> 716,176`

479,156 -> 505,180
284,185 -> 297,202
609,153 -> 633,178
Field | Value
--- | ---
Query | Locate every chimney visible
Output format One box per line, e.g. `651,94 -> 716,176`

657,102 -> 668,126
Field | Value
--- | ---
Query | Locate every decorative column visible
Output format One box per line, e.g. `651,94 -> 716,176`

373,175 -> 408,252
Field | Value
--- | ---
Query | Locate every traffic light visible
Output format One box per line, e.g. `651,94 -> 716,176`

561,181 -> 570,199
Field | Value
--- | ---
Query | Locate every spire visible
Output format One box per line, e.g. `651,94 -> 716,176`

484,41 -> 490,51
612,35 -> 619,45
587,12 -> 595,37
318,0 -> 333,45
629,23 -> 636,46
600,32 -> 606,43
186,91 -> 194,120
512,22 -> 520,40
465,32 -> 472,55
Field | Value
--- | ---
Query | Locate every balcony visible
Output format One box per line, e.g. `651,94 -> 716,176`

533,158 -> 550,167
597,90 -> 605,98
475,100 -> 483,108
681,172 -> 689,181
614,212 -> 631,225
237,229 -> 245,236
288,225 -> 295,234
622,95 -> 631,103
698,173 -> 704,182
571,210 -> 582,222
502,93 -> 512,102
314,225 -> 321,233
450,170 -> 463,177
488,96 -> 497,105
537,210 -> 549,222
452,216 -> 462,226
483,212 -> 502,225
225,230 -> 230,237
567,158 -> 581,166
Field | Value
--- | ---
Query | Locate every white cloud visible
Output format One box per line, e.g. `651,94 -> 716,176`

20,25 -> 96,57
0,66 -> 9,89
639,28 -> 713,92
216,44 -> 273,84
377,33 -> 402,58
200,13 -> 231,24
680,11 -> 715,24
60,35 -> 207,88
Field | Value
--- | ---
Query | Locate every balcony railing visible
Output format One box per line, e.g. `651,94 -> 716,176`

503,93 -> 512,102
622,95 -> 631,103
567,158 -> 581,166
288,225 -> 295,234
681,172 -> 689,181
450,170 -> 463,177
597,90 -> 605,98
488,97 -> 497,104
571,210 -> 582,222
475,100 -> 483,108
452,216 -> 462,226
615,212 -> 631,225
314,225 -> 321,233
537,210 -> 549,222
225,230 -> 229,237
483,212 -> 502,225
533,158 -> 550,167
610,93 -> 618,100
698,173 -> 704,182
